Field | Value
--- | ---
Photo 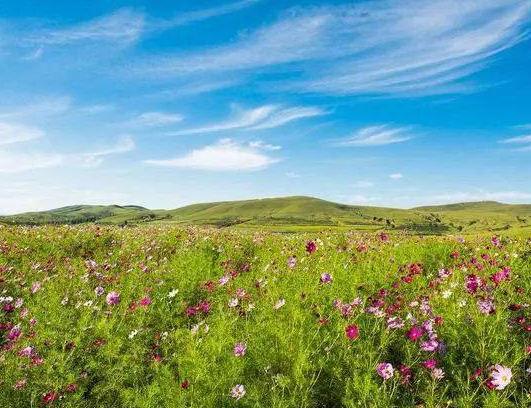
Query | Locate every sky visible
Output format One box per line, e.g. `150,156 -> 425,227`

0,0 -> 530,214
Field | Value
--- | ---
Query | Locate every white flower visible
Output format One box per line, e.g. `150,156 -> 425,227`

274,299 -> 286,310
168,289 -> 179,298
442,290 -> 452,299
228,298 -> 239,308
491,365 -> 512,390
231,384 -> 246,400
128,329 -> 139,339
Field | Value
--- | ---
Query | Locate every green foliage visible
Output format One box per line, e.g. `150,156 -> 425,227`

0,225 -> 530,407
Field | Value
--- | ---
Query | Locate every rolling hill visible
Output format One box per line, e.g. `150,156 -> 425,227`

1,196 -> 531,234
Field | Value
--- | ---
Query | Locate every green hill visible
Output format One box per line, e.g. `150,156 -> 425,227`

1,196 -> 531,234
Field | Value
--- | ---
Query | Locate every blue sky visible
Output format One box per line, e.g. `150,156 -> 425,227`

0,0 -> 530,213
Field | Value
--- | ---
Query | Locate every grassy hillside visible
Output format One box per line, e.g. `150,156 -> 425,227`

2,196 -> 531,234
0,205 -> 148,225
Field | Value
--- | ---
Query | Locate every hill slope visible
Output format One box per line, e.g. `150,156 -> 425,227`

1,197 -> 530,234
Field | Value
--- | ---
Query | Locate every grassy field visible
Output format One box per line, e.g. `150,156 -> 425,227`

1,224 -> 531,407
2,196 -> 531,235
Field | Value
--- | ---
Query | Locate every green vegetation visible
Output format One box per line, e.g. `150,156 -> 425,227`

2,196 -> 531,234
0,226 -> 530,407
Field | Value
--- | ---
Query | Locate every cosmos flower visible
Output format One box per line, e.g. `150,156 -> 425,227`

306,241 -> 318,254
234,342 -> 247,357
376,363 -> 394,380
94,286 -> 104,297
490,365 -> 512,390
106,291 -> 120,306
287,256 -> 297,268
320,273 -> 333,284
345,324 -> 359,339
231,384 -> 246,400
407,326 -> 424,341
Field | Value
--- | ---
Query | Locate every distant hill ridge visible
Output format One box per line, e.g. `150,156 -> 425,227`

1,196 -> 530,234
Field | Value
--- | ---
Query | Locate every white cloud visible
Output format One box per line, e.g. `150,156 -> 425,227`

158,0 -> 263,28
169,104 -> 326,136
0,121 -> 44,145
0,150 -> 63,173
431,191 -> 531,203
0,96 -> 71,119
248,140 -> 281,150
130,111 -> 184,127
247,106 -> 328,130
338,125 -> 413,146
389,173 -> 403,180
352,181 -> 374,188
27,8 -> 145,46
147,0 -> 531,96
500,134 -> 531,144
80,135 -> 135,167
144,138 -> 278,171
286,171 -> 300,178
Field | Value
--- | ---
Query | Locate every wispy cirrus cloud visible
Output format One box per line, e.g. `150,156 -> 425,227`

0,121 -> 44,145
127,111 -> 184,128
144,138 -> 278,171
500,133 -> 531,150
26,8 -> 145,46
79,135 -> 135,167
0,151 -> 63,173
155,0 -> 263,29
336,125 -> 413,147
145,0 -> 531,96
168,105 -> 326,136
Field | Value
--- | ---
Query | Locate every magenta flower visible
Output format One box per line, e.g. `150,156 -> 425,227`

345,324 -> 359,339
233,342 -> 247,357
306,241 -> 318,254
406,326 -> 424,341
377,363 -> 394,380
140,296 -> 152,307
106,291 -> 120,306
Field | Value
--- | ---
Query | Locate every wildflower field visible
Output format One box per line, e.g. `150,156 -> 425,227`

1,225 -> 531,407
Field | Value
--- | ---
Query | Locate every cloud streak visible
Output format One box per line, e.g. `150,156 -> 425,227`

146,0 -> 531,96
168,105 -> 326,136
144,138 -> 278,171
337,125 -> 413,147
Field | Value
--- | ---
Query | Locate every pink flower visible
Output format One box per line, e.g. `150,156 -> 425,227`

233,342 -> 247,357
106,291 -> 120,306
31,282 -> 41,294
14,379 -> 26,389
320,273 -> 333,284
345,324 -> 359,339
94,286 -> 104,296
42,392 -> 59,404
6,325 -> 22,341
420,339 -> 439,352
376,363 -> 394,380
422,359 -> 437,369
140,296 -> 152,307
490,364 -> 512,390
406,326 -> 424,341
287,256 -> 297,268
